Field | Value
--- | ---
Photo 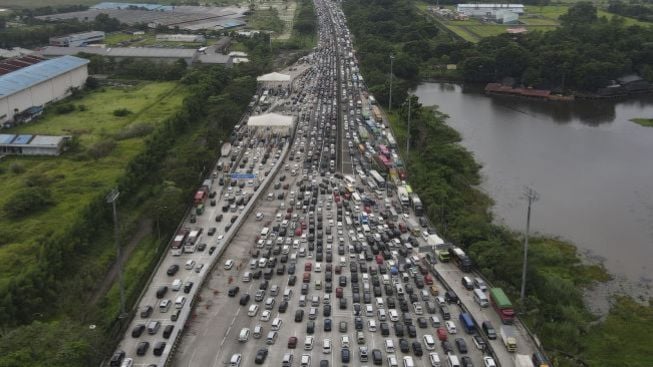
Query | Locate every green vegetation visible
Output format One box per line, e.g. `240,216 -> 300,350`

248,7 -> 286,33
607,0 -> 653,22
104,32 -> 206,48
631,118 -> 653,127
277,0 -> 317,50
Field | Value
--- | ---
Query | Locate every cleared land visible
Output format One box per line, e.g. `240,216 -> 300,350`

247,0 -> 298,39
0,82 -> 186,289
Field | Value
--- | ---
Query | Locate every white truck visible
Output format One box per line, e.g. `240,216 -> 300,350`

500,325 -> 517,352
397,186 -> 409,206
515,354 -> 534,367
427,234 -> 444,247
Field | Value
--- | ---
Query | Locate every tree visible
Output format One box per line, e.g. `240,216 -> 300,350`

461,56 -> 495,82
3,187 -> 54,219
559,2 -> 598,26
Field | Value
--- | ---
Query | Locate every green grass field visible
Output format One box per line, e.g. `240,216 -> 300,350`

631,118 -> 653,127
0,82 -> 186,288
104,32 -> 205,48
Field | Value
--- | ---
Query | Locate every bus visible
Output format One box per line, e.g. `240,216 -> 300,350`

369,170 -> 386,188
367,178 -> 378,191
171,228 -> 189,256
411,194 -> 423,217
184,229 -> 202,253
459,313 -> 475,334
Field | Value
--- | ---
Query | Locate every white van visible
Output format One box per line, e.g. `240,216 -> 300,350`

260,227 -> 270,237
447,353 -> 460,367
159,299 -> 171,313
175,296 -> 186,309
282,353 -> 294,367
429,352 -> 442,367
365,304 -> 374,317
423,334 -> 436,350
283,288 -> 293,301
266,331 -> 278,345
377,308 -> 387,321
271,317 -> 283,331
473,288 -> 489,308
323,338 -> 332,353
229,354 -> 242,367
242,272 -> 252,282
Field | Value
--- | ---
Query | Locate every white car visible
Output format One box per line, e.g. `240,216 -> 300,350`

305,335 -> 314,350
224,259 -> 235,270
368,319 -> 377,332
323,338 -> 332,354
483,356 -> 497,367
260,310 -> 272,321
256,212 -> 264,221
248,304 -> 259,317
445,320 -> 457,334
387,355 -> 399,367
341,335 -> 350,349
429,352 -> 441,367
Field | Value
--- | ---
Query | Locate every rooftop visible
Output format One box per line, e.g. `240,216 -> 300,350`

248,113 -> 294,127
0,55 -> 89,98
0,54 -> 46,76
91,2 -> 174,11
38,46 -> 197,59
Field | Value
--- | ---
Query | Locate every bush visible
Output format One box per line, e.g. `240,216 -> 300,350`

9,162 -> 25,174
3,187 -> 54,219
87,139 -> 116,159
78,104 -> 87,111
55,103 -> 76,114
114,122 -> 154,140
113,108 -> 132,117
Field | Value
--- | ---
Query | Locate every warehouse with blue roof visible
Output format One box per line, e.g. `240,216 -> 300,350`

0,55 -> 89,127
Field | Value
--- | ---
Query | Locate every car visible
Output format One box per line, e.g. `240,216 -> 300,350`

339,321 -> 348,332
184,260 -> 196,270
140,305 -> 153,318
225,259 -> 235,270
254,348 -> 269,364
228,286 -> 240,297
166,265 -> 179,276
156,286 -> 168,299
455,338 -> 468,353
288,336 -> 298,348
153,341 -> 166,356
208,227 -> 217,236
482,356 -> 497,367
399,338 -> 410,353
461,356 -> 474,367
341,348 -> 351,363
239,294 -> 251,306
445,321 -> 457,334
209,246 -> 216,255
472,335 -> 486,350
109,351 -> 125,367
136,341 -> 149,356
260,310 -> 271,321
131,324 -> 145,337
441,340 -> 453,354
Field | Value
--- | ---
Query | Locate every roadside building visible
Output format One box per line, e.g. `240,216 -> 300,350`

247,113 -> 294,136
495,10 -> 519,24
0,134 -> 69,156
0,55 -> 89,127
0,54 -> 46,76
38,46 -> 199,65
49,31 -> 106,47
456,4 -> 524,16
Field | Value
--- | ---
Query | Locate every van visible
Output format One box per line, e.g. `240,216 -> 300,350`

423,334 -> 436,350
175,296 -> 186,309
238,328 -> 250,342
366,304 -> 374,317
377,308 -> 387,321
447,353 -> 460,367
284,288 -> 293,301
272,317 -> 283,331
229,354 -> 242,367
473,289 -> 489,308
266,331 -> 278,345
357,331 -> 365,345
172,279 -> 182,291
249,259 -> 258,270
429,352 -> 441,367
430,316 -> 441,328
461,276 -> 474,290
159,299 -> 171,313
242,272 -> 252,282
282,352 -> 294,367
147,321 -> 160,335
171,308 -> 181,321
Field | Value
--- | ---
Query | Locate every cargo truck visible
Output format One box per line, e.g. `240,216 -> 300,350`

449,247 -> 473,272
490,287 -> 515,324
397,186 -> 410,206
500,325 -> 517,352
435,249 -> 450,262
515,354 -> 534,367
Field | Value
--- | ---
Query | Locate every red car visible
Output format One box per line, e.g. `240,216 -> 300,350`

336,287 -> 343,298
303,272 -> 311,283
305,262 -> 312,272
295,227 -> 302,236
437,327 -> 448,341
288,336 -> 298,348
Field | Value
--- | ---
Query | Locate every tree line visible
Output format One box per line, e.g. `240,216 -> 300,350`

607,0 -> 653,22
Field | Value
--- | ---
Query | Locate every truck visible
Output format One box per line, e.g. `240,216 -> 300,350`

427,234 -> 444,247
184,228 -> 202,253
397,186 -> 410,206
435,249 -> 450,262
490,288 -> 515,324
406,218 -> 421,236
515,354 -> 534,367
194,178 -> 213,205
410,194 -> 423,217
449,246 -> 472,272
459,313 -> 475,334
500,325 -> 517,352
171,228 -> 189,256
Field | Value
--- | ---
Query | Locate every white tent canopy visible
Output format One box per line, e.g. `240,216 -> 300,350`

256,72 -> 291,83
247,113 -> 294,128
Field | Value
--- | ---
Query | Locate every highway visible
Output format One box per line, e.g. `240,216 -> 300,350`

110,0 -> 543,366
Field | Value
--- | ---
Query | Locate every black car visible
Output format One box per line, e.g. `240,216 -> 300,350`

156,286 -> 168,299
461,356 -> 474,367
163,325 -> 174,339
324,318 -> 332,331
394,323 -> 404,337
254,348 -> 269,364
136,341 -> 149,356
239,294 -> 250,306
307,320 -> 315,334
445,290 -> 459,304
197,243 -> 207,251
209,246 -> 216,255
279,300 -> 289,313
412,341 -> 423,357
323,304 -> 332,316
153,341 -> 166,356
355,317 -> 363,330
417,317 -> 428,329
228,286 -> 239,297
166,264 -> 179,276
131,324 -> 145,338
441,340 -> 454,354
455,338 -> 468,354
295,309 -> 304,322
183,281 -> 194,294
407,324 -> 417,338
109,351 -> 125,367
341,348 -> 350,363
399,338 -> 410,353
288,275 -> 297,286
380,322 -> 390,336
215,214 -> 223,222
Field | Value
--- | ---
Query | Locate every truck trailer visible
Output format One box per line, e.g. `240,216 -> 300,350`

490,287 -> 515,324
515,354 -> 534,367
500,325 -> 517,352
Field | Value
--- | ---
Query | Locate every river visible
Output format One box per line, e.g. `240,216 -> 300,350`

414,82 -> 653,287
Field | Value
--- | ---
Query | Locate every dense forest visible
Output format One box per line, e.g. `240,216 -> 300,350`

607,0 -> 653,22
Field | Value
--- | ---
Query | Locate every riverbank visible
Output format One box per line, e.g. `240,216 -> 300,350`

631,118 -> 653,127
387,100 -> 653,366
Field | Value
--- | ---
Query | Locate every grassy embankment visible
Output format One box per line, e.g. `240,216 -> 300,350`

630,118 -> 653,127
420,2 -> 650,43
0,82 -> 186,296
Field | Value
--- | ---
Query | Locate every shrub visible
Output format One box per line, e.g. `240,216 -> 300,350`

114,122 -> 154,140
113,108 -> 133,117
78,104 -> 87,111
55,104 -> 76,114
9,162 -> 25,174
3,187 -> 54,219
87,139 -> 116,159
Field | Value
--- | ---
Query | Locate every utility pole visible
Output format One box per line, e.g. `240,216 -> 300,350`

107,188 -> 127,320
406,94 -> 412,163
389,54 -> 395,112
520,186 -> 539,307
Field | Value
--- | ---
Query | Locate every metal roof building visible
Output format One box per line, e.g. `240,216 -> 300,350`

0,134 -> 70,156
247,113 -> 295,136
0,55 -> 89,127
38,46 -> 200,65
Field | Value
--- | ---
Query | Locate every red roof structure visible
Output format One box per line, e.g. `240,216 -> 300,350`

0,55 -> 46,76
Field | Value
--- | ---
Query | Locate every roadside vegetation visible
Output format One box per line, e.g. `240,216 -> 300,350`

630,118 -> 653,127
0,34 -> 272,366
344,0 -> 653,365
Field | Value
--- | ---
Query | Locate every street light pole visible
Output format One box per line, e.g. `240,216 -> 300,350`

389,54 -> 395,112
520,186 -> 539,307
406,94 -> 411,163
107,188 -> 127,320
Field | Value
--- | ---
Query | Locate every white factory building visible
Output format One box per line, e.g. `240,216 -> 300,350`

247,113 -> 295,137
50,31 -> 106,47
456,4 -> 524,17
155,34 -> 206,43
0,55 -> 89,127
